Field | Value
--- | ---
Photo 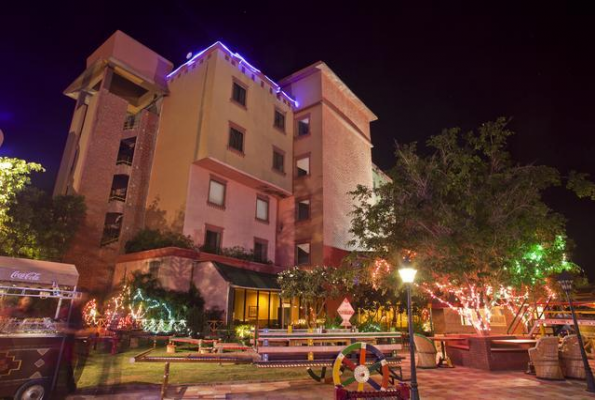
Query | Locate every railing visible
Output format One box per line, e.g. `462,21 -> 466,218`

109,189 -> 127,202
101,228 -> 121,246
116,156 -> 133,166
123,114 -> 139,130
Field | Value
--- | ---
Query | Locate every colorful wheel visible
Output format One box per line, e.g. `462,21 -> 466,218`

333,342 -> 390,391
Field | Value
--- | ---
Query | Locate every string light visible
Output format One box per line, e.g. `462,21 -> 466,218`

167,41 -> 299,108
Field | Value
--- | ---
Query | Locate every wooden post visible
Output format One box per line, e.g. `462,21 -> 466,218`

160,362 -> 170,400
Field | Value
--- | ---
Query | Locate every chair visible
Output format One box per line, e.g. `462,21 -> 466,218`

528,336 -> 563,380
413,334 -> 437,368
560,335 -> 586,379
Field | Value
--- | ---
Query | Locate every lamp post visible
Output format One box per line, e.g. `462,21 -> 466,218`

557,271 -> 595,393
399,260 -> 420,400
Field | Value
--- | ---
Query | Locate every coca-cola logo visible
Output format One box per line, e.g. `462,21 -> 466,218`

10,271 -> 41,281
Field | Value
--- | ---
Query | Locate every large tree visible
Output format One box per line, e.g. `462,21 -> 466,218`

0,157 -> 85,261
349,118 -> 589,334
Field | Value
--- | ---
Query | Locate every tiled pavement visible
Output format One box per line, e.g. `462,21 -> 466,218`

69,356 -> 595,399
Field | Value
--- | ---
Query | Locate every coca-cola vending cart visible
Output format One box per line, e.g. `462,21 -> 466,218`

0,256 -> 80,400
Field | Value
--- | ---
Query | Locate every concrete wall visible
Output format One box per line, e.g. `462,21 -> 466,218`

87,30 -> 173,86
183,164 -> 278,262
192,262 -> 230,317
280,63 -> 376,265
113,255 -> 230,319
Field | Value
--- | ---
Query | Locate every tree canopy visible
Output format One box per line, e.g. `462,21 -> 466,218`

349,118 -> 588,333
0,157 -> 85,261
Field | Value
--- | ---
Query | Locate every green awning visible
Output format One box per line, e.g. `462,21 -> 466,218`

212,262 -> 280,290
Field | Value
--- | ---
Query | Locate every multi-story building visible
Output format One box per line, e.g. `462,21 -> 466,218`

55,31 -> 379,324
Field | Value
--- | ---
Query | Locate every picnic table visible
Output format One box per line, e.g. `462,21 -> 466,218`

256,331 -> 403,383
168,337 -> 219,353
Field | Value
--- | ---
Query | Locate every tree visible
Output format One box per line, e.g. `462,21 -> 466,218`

0,157 -> 44,226
349,118 -> 585,334
0,157 -> 85,261
278,266 -> 357,326
0,188 -> 86,260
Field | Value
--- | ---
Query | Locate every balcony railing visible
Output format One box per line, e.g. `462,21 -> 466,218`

109,188 -> 127,202
101,227 -> 121,246
123,114 -> 140,130
116,155 -> 133,166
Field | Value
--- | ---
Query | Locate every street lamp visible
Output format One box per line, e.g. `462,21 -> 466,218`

399,259 -> 420,400
556,270 -> 595,393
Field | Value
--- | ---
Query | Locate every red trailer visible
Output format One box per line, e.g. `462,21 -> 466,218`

0,256 -> 80,400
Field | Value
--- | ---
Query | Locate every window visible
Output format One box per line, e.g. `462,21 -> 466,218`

274,110 -> 285,131
228,126 -> 244,153
148,260 -> 161,278
273,149 -> 285,173
296,199 -> 310,221
256,197 -> 269,222
254,238 -> 268,263
204,227 -> 222,253
296,155 -> 310,177
101,213 -> 123,246
232,82 -> 246,106
297,116 -> 310,136
208,179 -> 226,207
296,242 -> 311,265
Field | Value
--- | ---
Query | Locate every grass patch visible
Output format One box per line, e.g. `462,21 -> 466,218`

75,346 -> 309,389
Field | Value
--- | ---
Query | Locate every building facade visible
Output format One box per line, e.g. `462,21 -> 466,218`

55,31 -> 380,322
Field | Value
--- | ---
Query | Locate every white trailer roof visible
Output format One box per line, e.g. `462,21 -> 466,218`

0,256 -> 79,287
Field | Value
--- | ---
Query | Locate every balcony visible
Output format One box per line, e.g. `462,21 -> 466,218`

101,212 -> 123,246
109,175 -> 129,202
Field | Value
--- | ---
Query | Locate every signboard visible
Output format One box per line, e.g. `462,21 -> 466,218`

0,257 -> 78,287
337,298 -> 355,327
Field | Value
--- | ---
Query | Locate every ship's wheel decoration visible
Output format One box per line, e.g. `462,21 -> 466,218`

333,342 -> 389,391
0,352 -> 22,377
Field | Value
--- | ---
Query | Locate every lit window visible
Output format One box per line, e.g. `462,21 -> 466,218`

297,117 -> 310,136
296,242 -> 311,265
232,82 -> 246,106
274,110 -> 285,131
296,156 -> 310,177
273,149 -> 285,173
254,239 -> 268,263
204,228 -> 222,253
208,179 -> 226,207
296,199 -> 310,221
228,126 -> 244,153
256,197 -> 269,222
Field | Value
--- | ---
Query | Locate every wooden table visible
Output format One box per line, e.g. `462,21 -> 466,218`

427,336 -> 467,368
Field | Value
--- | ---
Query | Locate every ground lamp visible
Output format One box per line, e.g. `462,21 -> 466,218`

399,260 -> 420,400
556,270 -> 595,393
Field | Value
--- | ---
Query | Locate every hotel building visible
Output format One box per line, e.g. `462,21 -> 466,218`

54,31 -> 380,325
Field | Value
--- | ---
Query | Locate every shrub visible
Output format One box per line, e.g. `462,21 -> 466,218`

125,229 -> 194,254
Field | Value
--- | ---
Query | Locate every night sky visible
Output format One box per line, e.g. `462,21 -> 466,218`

2,4 -> 595,278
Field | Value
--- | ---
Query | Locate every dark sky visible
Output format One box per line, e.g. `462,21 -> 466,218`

2,4 -> 595,277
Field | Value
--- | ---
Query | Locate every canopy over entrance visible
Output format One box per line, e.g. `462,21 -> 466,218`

0,256 -> 79,287
212,262 -> 280,291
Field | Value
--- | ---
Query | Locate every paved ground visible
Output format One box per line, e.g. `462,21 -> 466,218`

69,363 -> 595,399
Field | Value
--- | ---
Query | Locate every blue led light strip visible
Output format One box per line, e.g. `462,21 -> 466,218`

167,41 -> 299,108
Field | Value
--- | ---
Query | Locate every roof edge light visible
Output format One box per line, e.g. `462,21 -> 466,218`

167,41 -> 299,108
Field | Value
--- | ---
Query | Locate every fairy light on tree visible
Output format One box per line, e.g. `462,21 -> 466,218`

350,119 -> 590,334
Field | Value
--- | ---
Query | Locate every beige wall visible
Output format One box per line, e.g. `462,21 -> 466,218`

183,165 -> 278,261
147,45 -> 293,238
199,49 -> 293,193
